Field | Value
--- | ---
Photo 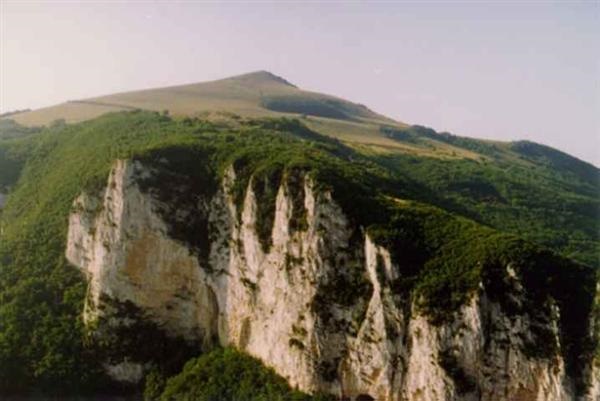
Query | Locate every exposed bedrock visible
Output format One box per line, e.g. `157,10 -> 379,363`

66,159 -> 599,400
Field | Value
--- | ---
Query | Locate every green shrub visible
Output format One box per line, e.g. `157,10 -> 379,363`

160,347 -> 333,401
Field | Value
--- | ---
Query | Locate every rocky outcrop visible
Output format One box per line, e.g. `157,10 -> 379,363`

66,159 -> 599,400
67,160 -> 219,346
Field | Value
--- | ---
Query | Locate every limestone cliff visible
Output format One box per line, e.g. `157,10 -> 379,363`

66,159 -> 599,401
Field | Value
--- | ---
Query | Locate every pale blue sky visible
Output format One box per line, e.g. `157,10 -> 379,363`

1,1 -> 599,165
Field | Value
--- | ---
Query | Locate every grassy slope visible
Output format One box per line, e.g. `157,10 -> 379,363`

6,71 -> 390,123
0,112 -> 597,396
2,71 -> 484,160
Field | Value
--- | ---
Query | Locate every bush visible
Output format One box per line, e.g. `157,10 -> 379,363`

159,347 -> 334,401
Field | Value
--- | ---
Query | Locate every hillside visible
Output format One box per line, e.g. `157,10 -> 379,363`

5,70 -> 597,164
3,72 -> 598,267
0,71 -> 508,159
5,71 -> 390,123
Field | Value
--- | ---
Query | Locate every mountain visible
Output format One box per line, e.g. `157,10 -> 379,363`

5,71 -> 400,145
0,72 -> 598,400
0,71 -> 516,159
7,71 -> 389,123
3,72 -> 598,267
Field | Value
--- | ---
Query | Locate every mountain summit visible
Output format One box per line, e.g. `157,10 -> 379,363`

229,70 -> 298,88
6,70 -> 391,128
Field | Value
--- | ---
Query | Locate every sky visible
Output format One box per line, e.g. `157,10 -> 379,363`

1,1 -> 599,165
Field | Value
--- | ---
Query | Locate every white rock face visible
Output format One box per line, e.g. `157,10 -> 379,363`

67,160 -> 219,346
402,295 -> 572,401
66,159 -> 598,400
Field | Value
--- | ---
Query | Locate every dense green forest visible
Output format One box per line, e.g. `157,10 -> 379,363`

0,112 -> 597,397
377,125 -> 600,267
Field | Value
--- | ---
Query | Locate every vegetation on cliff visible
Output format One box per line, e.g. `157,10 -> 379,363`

0,111 -> 597,396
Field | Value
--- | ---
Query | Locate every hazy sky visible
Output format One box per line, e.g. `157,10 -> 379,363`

1,1 -> 599,165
